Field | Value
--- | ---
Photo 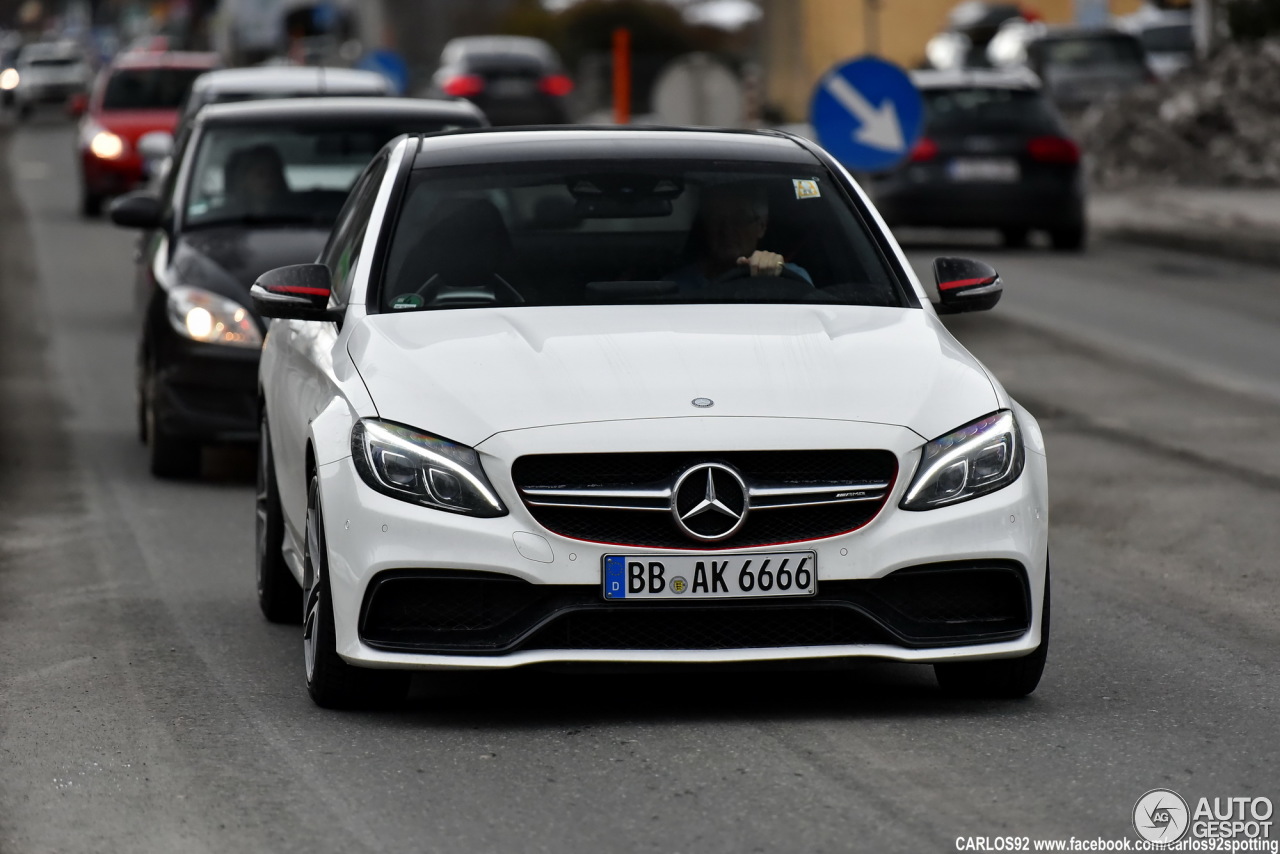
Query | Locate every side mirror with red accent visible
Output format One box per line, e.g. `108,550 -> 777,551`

250,264 -> 341,322
933,256 -> 1002,315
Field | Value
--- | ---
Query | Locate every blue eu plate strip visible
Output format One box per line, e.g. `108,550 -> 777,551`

604,555 -> 626,599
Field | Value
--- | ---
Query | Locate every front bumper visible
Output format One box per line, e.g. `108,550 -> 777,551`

153,327 -> 260,444
317,417 -> 1049,671
81,150 -> 145,197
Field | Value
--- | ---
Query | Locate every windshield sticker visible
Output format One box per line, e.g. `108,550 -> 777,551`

391,294 -> 424,310
793,179 -> 820,200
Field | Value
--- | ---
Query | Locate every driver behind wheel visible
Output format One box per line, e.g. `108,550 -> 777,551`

668,182 -> 811,292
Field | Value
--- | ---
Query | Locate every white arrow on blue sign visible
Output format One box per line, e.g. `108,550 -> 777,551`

809,56 -> 924,173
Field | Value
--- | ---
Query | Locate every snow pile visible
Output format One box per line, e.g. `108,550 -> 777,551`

1076,38 -> 1280,187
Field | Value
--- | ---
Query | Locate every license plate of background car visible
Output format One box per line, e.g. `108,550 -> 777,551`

490,77 -> 536,97
602,552 -> 816,601
948,157 -> 1021,182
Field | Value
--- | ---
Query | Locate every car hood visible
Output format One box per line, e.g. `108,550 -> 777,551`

89,109 -> 180,140
347,305 -> 1000,447
173,225 -> 329,297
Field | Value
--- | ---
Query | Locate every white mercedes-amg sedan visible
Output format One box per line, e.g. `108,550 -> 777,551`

252,127 -> 1050,709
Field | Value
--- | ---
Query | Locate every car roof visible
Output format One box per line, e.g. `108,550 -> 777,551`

19,40 -> 84,60
190,66 -> 389,95
195,96 -> 485,126
911,67 -> 1041,90
111,50 -> 220,71
409,126 -> 817,169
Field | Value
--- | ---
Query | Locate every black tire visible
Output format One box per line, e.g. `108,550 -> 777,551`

145,370 -> 201,479
1001,228 -> 1029,248
934,563 -> 1050,699
80,190 -> 103,218
1050,225 -> 1086,252
303,475 -> 409,709
256,415 -> 301,624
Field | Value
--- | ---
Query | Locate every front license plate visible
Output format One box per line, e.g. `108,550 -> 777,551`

603,552 -> 816,601
948,157 -> 1020,182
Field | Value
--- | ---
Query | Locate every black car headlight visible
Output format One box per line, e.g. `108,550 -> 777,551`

166,286 -> 262,348
351,419 -> 507,518
901,410 -> 1024,510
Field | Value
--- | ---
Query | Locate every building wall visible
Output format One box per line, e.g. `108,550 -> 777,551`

762,0 -> 1146,121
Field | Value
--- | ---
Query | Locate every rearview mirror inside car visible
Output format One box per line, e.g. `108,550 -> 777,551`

108,191 -> 164,230
933,257 -> 1003,315
250,264 -> 341,322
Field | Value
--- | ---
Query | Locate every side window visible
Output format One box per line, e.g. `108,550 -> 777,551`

322,156 -> 389,305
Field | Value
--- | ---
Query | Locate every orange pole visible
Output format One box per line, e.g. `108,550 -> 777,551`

612,27 -> 631,125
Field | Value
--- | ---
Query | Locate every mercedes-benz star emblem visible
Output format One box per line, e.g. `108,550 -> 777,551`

671,462 -> 748,542
691,398 -> 714,408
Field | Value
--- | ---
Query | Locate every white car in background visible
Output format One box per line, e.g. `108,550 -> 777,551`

9,40 -> 91,119
252,127 -> 1051,710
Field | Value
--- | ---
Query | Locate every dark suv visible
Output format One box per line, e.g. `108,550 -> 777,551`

869,68 -> 1086,250
426,36 -> 573,126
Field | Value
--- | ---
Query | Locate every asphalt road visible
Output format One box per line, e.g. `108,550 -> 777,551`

2,118 -> 1277,854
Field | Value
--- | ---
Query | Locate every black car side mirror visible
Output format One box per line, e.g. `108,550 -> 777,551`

932,257 -> 1003,315
108,191 -> 164,230
250,264 -> 342,322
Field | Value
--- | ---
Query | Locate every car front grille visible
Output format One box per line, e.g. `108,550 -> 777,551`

511,450 -> 898,549
359,562 -> 1030,654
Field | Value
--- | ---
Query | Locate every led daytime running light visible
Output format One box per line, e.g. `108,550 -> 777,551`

902,410 -> 1023,510
352,420 -> 506,518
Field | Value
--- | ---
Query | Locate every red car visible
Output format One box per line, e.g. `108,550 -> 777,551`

75,50 -> 219,216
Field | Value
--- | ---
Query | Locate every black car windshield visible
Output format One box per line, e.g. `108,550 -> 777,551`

1140,24 -> 1193,53
103,68 -> 206,110
380,160 -> 907,311
1039,36 -> 1145,68
924,87 -> 1060,133
183,122 -> 468,229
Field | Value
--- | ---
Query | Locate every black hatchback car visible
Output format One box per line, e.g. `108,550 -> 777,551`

109,96 -> 485,477
425,36 -> 573,126
868,68 -> 1085,250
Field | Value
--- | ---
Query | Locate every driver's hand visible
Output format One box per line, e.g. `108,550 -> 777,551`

737,250 -> 785,277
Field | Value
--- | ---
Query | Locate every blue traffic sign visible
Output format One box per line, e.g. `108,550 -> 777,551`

357,49 -> 410,96
809,56 -> 924,172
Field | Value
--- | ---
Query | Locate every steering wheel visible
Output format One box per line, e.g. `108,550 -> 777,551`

711,262 -> 811,286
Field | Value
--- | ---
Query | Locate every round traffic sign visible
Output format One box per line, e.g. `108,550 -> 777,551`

809,56 -> 924,172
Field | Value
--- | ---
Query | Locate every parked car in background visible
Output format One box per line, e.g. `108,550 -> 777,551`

107,97 -> 485,479
869,68 -> 1086,250
250,126 -> 1049,709
75,49 -> 219,216
426,36 -> 573,125
988,24 -> 1150,111
1119,8 -> 1194,79
9,40 -> 92,119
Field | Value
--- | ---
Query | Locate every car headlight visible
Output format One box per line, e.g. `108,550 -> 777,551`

901,410 -> 1024,510
166,286 -> 262,348
89,129 -> 125,160
351,419 -> 507,518
0,69 -> 18,90
80,120 -> 127,160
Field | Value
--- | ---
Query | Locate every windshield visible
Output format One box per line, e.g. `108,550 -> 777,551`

1140,24 -> 1193,53
184,122 -> 461,229
103,68 -> 205,110
380,160 -> 907,311
1038,36 -> 1145,68
924,87 -> 1059,133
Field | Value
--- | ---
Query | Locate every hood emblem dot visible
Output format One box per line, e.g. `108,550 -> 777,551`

691,398 -> 714,408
